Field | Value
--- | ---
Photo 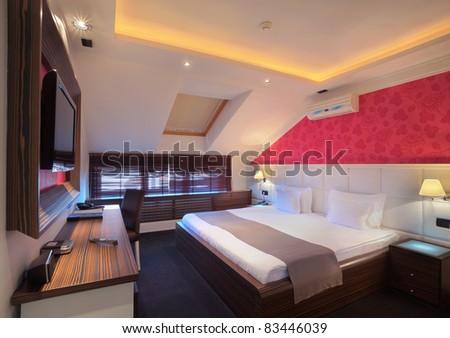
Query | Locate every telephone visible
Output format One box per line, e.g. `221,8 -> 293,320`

41,239 -> 74,255
76,202 -> 95,210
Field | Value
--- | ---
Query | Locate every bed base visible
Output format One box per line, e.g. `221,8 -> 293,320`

175,221 -> 389,317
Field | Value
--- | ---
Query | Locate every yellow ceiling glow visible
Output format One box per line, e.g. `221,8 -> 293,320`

115,9 -> 450,83
319,22 -> 450,82
114,20 -> 317,81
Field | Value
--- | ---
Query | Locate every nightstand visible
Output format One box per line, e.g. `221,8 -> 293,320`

389,239 -> 450,307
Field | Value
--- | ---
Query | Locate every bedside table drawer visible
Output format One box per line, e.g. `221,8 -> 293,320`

390,266 -> 439,293
390,247 -> 440,276
390,277 -> 440,306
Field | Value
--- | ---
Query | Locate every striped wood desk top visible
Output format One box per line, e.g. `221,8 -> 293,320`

11,206 -> 139,304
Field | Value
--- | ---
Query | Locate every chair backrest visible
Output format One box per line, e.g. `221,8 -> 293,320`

121,189 -> 145,234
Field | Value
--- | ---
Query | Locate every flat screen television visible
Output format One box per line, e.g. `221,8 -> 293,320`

40,69 -> 77,172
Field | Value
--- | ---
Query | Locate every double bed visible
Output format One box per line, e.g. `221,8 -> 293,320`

175,189 -> 400,317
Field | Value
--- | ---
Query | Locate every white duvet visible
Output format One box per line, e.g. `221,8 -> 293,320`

181,206 -> 399,284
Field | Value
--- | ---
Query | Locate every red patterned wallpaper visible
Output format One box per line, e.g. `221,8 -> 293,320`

257,70 -> 450,164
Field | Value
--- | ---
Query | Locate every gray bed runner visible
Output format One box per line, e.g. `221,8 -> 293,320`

196,211 -> 343,303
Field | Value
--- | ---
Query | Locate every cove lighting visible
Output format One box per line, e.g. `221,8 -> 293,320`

115,16 -> 450,83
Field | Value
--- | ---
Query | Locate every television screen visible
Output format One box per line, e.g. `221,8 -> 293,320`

41,69 -> 76,172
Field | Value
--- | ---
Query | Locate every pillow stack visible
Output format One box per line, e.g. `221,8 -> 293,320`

275,186 -> 312,214
326,189 -> 387,230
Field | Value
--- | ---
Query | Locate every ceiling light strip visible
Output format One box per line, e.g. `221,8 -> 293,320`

115,20 -> 450,83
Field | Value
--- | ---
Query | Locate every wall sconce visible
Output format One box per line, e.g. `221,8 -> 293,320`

254,170 -> 266,182
419,179 -> 448,200
254,170 -> 269,205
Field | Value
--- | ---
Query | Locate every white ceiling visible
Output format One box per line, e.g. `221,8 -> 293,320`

114,0 -> 450,81
48,0 -> 450,155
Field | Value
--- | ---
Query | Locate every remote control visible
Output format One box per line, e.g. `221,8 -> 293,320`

89,238 -> 118,246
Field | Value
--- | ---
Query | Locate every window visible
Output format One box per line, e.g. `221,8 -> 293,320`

89,153 -> 232,199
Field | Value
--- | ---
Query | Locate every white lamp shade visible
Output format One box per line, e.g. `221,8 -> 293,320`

254,170 -> 265,180
419,179 -> 446,197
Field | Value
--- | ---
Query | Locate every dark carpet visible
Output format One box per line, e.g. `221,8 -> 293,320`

136,230 -> 450,318
137,230 -> 235,317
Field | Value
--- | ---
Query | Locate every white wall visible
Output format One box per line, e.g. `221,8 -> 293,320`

157,134 -> 207,153
0,0 -> 88,316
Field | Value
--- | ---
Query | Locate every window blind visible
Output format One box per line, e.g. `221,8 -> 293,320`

89,153 -> 232,199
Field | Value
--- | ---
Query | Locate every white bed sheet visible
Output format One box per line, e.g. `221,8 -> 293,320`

181,206 -> 400,284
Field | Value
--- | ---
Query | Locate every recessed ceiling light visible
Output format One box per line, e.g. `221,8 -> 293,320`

184,61 -> 191,68
73,19 -> 90,31
264,79 -> 271,84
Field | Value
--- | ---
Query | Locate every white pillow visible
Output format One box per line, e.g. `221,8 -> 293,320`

328,190 -> 387,228
277,186 -> 313,213
275,189 -> 302,213
327,196 -> 372,230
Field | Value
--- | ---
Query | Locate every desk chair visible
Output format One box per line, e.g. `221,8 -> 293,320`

121,189 -> 145,270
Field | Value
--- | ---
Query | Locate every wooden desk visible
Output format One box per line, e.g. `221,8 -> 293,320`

11,206 -> 139,317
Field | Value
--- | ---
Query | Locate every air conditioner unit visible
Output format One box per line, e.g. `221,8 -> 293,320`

305,93 -> 359,120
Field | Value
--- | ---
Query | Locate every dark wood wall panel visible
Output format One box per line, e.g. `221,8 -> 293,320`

7,0 -> 81,237
7,0 -> 43,237
213,191 -> 253,210
41,1 -> 80,98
